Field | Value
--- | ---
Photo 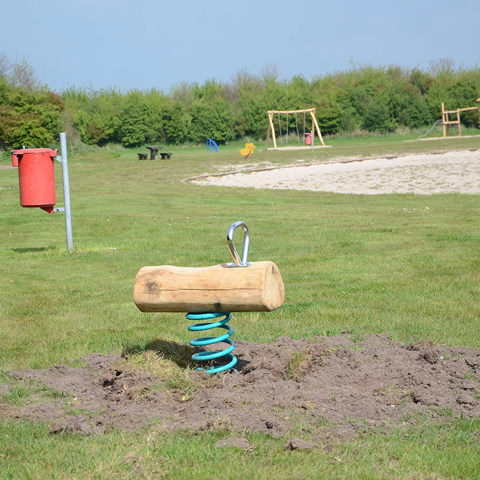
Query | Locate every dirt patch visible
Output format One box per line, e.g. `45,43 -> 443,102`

2,335 -> 480,438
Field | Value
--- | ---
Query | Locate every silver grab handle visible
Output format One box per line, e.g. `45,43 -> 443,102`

227,221 -> 251,267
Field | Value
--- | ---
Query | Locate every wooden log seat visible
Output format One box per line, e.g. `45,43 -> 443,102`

137,153 -> 148,160
134,261 -> 284,313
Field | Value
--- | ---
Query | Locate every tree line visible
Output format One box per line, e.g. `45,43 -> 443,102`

1,56 -> 479,149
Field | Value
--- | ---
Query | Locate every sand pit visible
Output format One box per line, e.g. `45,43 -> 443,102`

191,149 -> 480,194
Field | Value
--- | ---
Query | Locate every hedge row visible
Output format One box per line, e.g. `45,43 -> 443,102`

1,63 -> 480,149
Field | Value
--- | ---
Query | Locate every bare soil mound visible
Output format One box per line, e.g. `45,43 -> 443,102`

2,334 -> 480,438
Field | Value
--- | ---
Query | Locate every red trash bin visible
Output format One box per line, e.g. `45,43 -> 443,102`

11,148 -> 58,214
304,132 -> 312,145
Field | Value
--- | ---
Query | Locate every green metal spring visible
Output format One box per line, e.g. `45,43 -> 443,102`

186,312 -> 237,374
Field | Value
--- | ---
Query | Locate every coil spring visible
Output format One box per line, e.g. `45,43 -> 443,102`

186,312 -> 237,374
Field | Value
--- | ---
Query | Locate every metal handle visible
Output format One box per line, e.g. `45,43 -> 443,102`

227,221 -> 251,267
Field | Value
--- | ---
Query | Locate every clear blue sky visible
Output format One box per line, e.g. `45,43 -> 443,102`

1,0 -> 479,93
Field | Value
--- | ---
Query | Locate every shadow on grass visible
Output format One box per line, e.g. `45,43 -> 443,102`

122,338 -> 196,369
11,246 -> 56,254
122,338 -> 249,372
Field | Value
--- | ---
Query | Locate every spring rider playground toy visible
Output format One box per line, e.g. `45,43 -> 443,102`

134,221 -> 285,373
239,142 -> 256,160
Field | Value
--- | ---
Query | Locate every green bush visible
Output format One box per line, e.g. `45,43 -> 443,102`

63,88 -> 123,145
119,93 -> 153,147
189,98 -> 233,143
387,84 -> 433,128
161,100 -> 190,144
363,102 -> 396,132
3,57 -> 480,149
0,80 -> 64,149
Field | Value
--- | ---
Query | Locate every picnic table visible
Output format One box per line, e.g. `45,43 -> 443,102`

144,146 -> 173,160
146,146 -> 164,160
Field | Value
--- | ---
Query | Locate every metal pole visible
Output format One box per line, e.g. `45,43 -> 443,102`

59,132 -> 73,252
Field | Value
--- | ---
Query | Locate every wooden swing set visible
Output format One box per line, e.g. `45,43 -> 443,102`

441,99 -> 480,137
265,108 -> 325,150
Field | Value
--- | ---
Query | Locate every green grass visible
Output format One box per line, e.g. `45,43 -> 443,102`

1,419 -> 479,479
0,371 -> 65,406
1,133 -> 480,478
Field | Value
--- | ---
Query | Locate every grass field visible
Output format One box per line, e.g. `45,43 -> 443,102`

1,133 -> 480,478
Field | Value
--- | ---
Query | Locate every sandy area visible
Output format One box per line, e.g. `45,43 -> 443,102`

192,149 -> 480,194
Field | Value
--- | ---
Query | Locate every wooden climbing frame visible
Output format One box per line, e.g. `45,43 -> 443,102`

441,101 -> 480,137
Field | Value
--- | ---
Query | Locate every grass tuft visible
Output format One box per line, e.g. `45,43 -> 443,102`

285,346 -> 333,381
0,371 -> 66,406
117,349 -> 220,402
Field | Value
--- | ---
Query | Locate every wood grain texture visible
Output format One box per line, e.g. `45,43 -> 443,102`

134,261 -> 285,313
267,108 -> 316,114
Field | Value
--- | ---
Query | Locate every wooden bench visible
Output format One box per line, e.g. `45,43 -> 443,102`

159,152 -> 173,160
137,153 -> 148,160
